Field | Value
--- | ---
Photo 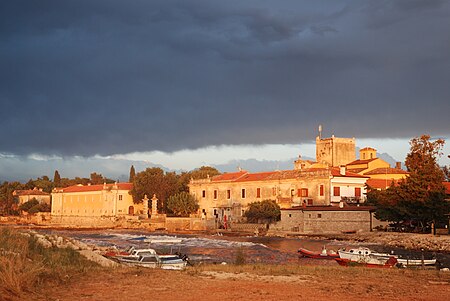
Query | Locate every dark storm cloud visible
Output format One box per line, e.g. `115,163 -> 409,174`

1,0 -> 449,156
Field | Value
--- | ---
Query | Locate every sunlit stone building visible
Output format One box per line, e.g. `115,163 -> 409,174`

189,133 -> 368,223
51,182 -> 144,218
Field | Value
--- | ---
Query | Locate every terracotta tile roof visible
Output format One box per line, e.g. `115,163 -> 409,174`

211,167 -> 368,184
366,178 -> 401,189
13,189 -> 50,196
211,171 -> 248,182
347,168 -> 367,174
346,158 -> 377,166
56,183 -> 133,193
364,167 -> 408,175
235,171 -> 278,182
264,170 -> 304,180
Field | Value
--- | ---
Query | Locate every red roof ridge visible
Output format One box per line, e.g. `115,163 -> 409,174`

364,167 -> 408,175
55,182 -> 133,193
346,158 -> 378,165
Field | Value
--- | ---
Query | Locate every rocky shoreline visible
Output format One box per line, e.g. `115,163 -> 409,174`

28,230 -> 118,267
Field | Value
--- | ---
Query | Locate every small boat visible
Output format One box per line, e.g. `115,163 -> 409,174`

335,256 -> 398,268
104,246 -> 190,267
298,247 -> 339,260
103,246 -> 157,259
396,258 -> 436,267
117,254 -> 188,270
338,247 -> 436,267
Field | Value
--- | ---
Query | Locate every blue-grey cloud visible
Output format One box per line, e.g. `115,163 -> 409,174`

1,0 -> 449,157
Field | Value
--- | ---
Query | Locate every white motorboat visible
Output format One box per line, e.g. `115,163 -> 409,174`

338,247 -> 436,267
117,253 -> 188,270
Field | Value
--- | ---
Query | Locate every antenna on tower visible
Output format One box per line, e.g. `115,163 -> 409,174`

318,124 -> 322,139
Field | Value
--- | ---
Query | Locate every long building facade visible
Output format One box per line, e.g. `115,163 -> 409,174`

189,166 -> 367,223
51,182 -> 144,218
188,132 -> 396,227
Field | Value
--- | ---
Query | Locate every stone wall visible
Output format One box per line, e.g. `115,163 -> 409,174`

231,223 -> 264,233
277,210 -> 304,232
49,215 -> 151,228
302,210 -> 371,233
277,209 -> 375,234
165,217 -> 207,231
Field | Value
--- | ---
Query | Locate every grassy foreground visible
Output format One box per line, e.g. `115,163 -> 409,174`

0,227 -> 100,300
1,227 -> 449,301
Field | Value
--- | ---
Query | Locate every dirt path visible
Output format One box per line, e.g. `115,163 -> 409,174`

30,267 -> 450,301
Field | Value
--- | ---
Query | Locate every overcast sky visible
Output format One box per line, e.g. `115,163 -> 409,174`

1,1 -> 449,181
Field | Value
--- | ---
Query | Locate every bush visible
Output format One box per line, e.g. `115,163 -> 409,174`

244,200 -> 281,224
18,198 -> 39,212
167,192 -> 199,217
234,247 -> 246,265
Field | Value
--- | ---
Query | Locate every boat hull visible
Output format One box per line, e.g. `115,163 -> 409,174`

335,257 -> 397,268
298,248 -> 339,260
338,247 -> 436,267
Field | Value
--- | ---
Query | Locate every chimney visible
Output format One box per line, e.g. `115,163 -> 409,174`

339,165 -> 346,176
395,162 -> 402,169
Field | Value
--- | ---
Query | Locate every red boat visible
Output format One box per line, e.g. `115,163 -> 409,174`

298,247 -> 340,260
335,256 -> 398,268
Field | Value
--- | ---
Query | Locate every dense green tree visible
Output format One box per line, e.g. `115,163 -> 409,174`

28,176 -> 54,193
90,172 -> 105,185
19,198 -> 50,214
0,181 -> 24,215
130,168 -> 180,212
129,165 -> 136,183
369,135 -> 448,232
166,192 -> 199,216
19,198 -> 39,212
189,166 -> 221,180
177,166 -> 221,192
244,200 -> 281,224
53,170 -> 61,187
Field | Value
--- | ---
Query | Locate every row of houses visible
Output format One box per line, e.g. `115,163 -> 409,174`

188,134 -> 410,232
13,133 -> 437,233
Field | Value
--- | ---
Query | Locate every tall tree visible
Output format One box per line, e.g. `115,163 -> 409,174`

400,135 -> 445,202
178,166 -> 221,192
53,170 -> 61,187
129,165 -> 136,183
90,172 -> 105,185
369,135 -> 449,232
130,168 -> 180,211
0,181 -> 24,215
189,166 -> 221,180
31,176 -> 54,193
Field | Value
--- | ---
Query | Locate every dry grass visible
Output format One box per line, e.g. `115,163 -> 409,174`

0,254 -> 44,296
0,227 -> 100,300
186,261 -> 449,283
